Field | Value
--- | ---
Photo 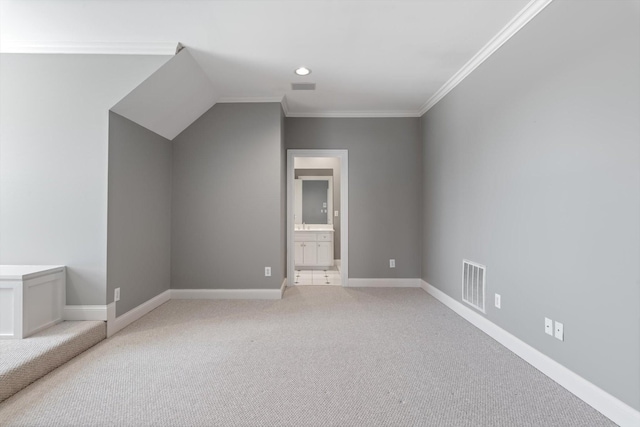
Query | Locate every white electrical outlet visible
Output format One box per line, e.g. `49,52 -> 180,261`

265,267 -> 271,277
494,293 -> 501,309
334,210 -> 339,217
555,321 -> 564,341
545,317 -> 553,335
389,259 -> 395,268
114,287 -> 120,302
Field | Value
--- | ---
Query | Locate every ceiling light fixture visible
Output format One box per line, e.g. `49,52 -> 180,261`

294,67 -> 311,76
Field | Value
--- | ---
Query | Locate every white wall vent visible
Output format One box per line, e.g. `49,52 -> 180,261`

462,259 -> 486,313
291,83 -> 316,91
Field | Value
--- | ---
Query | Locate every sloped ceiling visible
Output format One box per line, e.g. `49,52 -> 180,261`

0,0 -> 548,117
111,48 -> 218,140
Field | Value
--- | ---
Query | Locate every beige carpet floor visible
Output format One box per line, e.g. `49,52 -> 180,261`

0,287 -> 614,426
0,321 -> 106,402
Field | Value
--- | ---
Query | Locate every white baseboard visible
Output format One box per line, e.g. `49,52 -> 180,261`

106,302 -> 116,337
171,287 -> 283,300
280,279 -> 287,297
106,284 -> 286,337
63,305 -> 108,321
420,280 -> 640,427
107,290 -> 171,338
347,278 -> 421,288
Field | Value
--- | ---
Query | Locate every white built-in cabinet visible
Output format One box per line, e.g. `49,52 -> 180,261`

0,265 -> 66,339
294,231 -> 334,267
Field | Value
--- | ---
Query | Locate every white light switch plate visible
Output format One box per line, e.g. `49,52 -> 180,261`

545,317 -> 553,335
389,259 -> 395,268
114,288 -> 120,302
555,321 -> 564,341
494,294 -> 501,309
265,267 -> 271,277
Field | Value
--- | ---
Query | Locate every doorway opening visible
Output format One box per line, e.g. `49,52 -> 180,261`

287,150 -> 348,287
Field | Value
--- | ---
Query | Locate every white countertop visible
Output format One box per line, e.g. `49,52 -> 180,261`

294,228 -> 334,232
0,265 -> 66,280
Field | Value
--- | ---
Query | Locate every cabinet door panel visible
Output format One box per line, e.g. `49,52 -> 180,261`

294,242 -> 305,266
316,242 -> 332,265
303,242 -> 317,265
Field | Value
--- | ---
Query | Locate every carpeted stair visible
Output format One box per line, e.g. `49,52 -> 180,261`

0,321 -> 106,402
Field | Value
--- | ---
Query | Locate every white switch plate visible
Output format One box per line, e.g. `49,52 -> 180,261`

264,267 -> 271,277
114,288 -> 120,302
389,259 -> 395,268
334,210 -> 339,217
494,293 -> 501,309
555,321 -> 564,341
545,317 -> 553,335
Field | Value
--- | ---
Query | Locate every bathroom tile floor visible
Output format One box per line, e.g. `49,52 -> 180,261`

294,267 -> 341,286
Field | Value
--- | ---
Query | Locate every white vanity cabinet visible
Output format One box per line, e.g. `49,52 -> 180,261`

294,231 -> 334,267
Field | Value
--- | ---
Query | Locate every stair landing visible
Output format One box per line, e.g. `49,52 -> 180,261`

0,320 -> 105,402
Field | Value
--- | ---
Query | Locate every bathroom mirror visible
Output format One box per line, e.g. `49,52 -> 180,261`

294,175 -> 333,225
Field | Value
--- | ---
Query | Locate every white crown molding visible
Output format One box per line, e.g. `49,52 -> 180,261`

0,41 -> 179,55
418,0 -> 554,115
287,110 -> 421,118
420,280 -> 640,427
281,96 -> 290,116
217,96 -> 285,104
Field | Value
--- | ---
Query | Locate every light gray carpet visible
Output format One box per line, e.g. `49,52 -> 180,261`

0,321 -> 106,402
0,287 -> 614,426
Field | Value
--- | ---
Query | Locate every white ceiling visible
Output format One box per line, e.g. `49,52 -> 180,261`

0,0 -> 541,117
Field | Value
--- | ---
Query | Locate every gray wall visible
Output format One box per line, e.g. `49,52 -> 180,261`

0,54 -> 169,305
107,112 -> 172,316
295,156 -> 342,258
172,103 -> 285,289
421,0 -> 639,410
286,118 -> 422,278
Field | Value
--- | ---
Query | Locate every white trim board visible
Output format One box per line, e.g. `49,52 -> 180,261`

0,41 -> 180,55
420,280 -> 640,427
171,287 -> 283,300
347,278 -> 421,288
107,290 -> 171,338
286,111 -> 420,118
107,284 -> 287,337
418,0 -> 553,115
63,305 -> 108,321
217,96 -> 285,104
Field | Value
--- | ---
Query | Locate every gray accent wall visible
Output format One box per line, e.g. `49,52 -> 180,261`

172,103 -> 285,290
286,118 -> 422,278
421,0 -> 639,410
0,53 -> 169,306
107,112 -> 172,317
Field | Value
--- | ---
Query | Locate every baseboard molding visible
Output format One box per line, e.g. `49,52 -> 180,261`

106,284 -> 286,337
347,278 -> 421,288
63,305 -> 108,321
420,280 -> 640,427
171,287 -> 284,300
280,279 -> 287,298
107,290 -> 171,338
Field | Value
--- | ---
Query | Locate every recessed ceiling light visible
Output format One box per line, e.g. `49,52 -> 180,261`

295,67 -> 311,76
